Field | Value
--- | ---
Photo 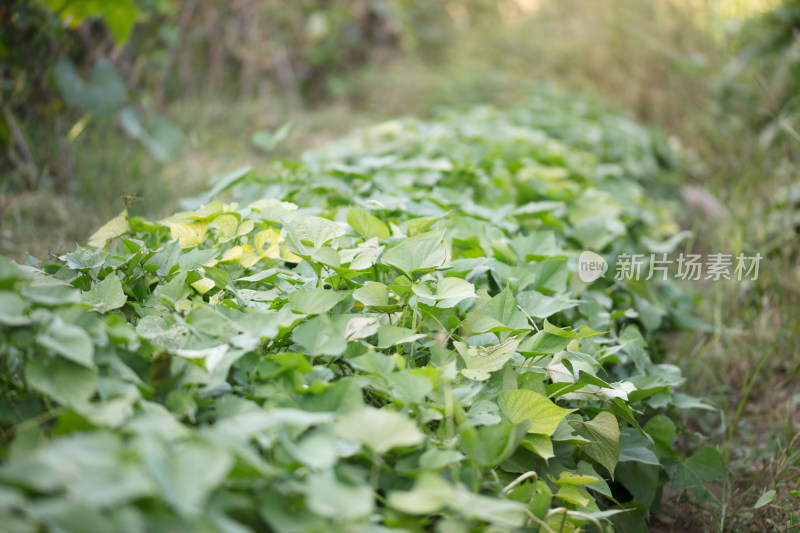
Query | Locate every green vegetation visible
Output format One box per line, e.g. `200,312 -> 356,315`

0,93 -> 724,531
2,0 -> 800,531
1,93 -> 726,531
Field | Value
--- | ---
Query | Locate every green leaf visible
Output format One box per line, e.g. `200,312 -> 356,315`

644,415 -> 678,459
334,407 -> 424,454
619,429 -> 660,465
251,121 -> 292,153
472,285 -> 530,333
387,473 -> 454,515
576,411 -> 620,479
455,335 -> 522,381
510,231 -> 562,260
555,485 -> 592,507
418,448 -> 465,470
377,325 -> 426,348
385,372 -> 433,404
498,389 -> 575,435
282,213 -> 345,249
521,433 -> 555,461
543,318 -> 605,339
25,357 -> 97,405
517,291 -> 580,318
754,489 -> 776,509
177,248 -> 220,271
348,208 -> 390,240
353,281 -> 390,307
0,291 -> 29,326
667,446 -> 725,490
135,315 -> 188,351
54,58 -> 128,116
61,245 -> 109,271
143,441 -> 233,517
287,288 -> 345,315
381,230 -> 450,279
83,275 -> 127,313
450,487 -> 527,527
345,316 -> 381,340
153,272 -> 189,307
174,344 -> 230,373
303,469 -> 374,520
292,315 -> 347,357
578,460 -> 614,499
414,277 -> 476,308
37,322 -> 95,368
617,461 -> 660,508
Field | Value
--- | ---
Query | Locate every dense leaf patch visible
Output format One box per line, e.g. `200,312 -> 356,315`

0,91 -> 723,532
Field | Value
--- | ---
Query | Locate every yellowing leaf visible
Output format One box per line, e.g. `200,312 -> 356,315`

185,201 -> 225,220
249,199 -> 298,212
209,214 -> 240,241
169,221 -> 210,247
88,210 -> 130,247
238,245 -> 260,268
237,219 -> 255,236
191,278 -> 215,294
555,485 -> 592,507
255,228 -> 283,258
549,471 -> 600,487
280,243 -> 302,263
220,246 -> 244,263
498,389 -> 575,436
521,434 -> 555,461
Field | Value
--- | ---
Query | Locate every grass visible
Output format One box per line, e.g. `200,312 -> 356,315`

1,121 -> 178,261
2,0 -> 798,529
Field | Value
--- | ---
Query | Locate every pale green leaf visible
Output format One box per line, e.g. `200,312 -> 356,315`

353,281 -> 389,307
334,407 -> 424,454
377,325 -> 426,348
37,322 -> 95,368
292,315 -> 347,357
517,290 -> 580,318
387,473 -> 454,515
498,389 -> 575,435
25,357 -> 97,406
87,210 -> 130,247
287,288 -> 344,315
381,230 -> 450,279
348,208 -> 390,240
282,213 -> 345,249
754,489 -> 776,509
303,469 -> 374,520
83,275 -> 127,313
455,335 -> 522,381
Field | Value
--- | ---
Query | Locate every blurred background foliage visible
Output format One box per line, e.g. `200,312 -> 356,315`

1,0 -> 797,262
0,1 -> 794,200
